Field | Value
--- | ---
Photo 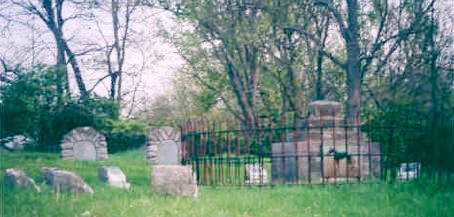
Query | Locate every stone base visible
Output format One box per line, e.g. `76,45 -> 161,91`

151,165 -> 198,197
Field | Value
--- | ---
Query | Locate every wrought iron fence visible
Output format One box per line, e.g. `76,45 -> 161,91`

180,116 -> 426,186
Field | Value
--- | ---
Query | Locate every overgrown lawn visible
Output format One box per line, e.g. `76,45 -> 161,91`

1,150 -> 453,217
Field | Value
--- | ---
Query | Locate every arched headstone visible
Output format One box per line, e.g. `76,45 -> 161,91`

60,127 -> 108,161
146,126 -> 180,164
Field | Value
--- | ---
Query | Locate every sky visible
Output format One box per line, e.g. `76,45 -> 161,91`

0,2 -> 186,115
0,0 -> 452,116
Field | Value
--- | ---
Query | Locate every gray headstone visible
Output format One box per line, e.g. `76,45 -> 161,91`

73,141 -> 97,161
157,140 -> 179,165
146,127 -> 181,165
60,127 -> 108,161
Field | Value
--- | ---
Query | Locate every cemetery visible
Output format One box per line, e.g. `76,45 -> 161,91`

1,0 -> 453,216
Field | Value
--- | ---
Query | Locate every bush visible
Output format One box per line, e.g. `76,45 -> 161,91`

0,66 -> 147,153
103,119 -> 148,153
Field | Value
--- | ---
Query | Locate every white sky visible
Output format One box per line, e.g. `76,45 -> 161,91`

0,3 -> 186,115
0,1 -> 452,116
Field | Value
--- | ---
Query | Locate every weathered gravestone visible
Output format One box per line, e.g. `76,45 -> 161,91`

42,167 -> 94,194
151,165 -> 198,197
1,135 -> 34,151
146,127 -> 180,165
60,127 -> 108,161
271,100 -> 381,183
147,127 -> 199,197
4,168 -> 41,192
98,166 -> 130,189
244,164 -> 268,184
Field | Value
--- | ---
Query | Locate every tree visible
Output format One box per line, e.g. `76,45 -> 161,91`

12,0 -> 91,98
287,0 -> 438,122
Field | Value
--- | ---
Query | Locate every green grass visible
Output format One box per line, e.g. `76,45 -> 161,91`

1,150 -> 454,217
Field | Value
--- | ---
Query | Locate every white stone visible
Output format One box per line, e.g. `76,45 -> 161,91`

244,164 -> 268,184
398,162 -> 421,180
98,166 -> 130,189
1,135 -> 34,151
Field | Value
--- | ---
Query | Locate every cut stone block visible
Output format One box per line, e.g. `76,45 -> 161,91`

98,166 -> 130,189
151,165 -> 198,197
42,167 -> 93,194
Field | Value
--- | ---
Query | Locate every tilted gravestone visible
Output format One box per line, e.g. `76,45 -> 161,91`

4,168 -> 41,192
146,127 -> 180,165
42,167 -> 94,194
60,127 -> 108,161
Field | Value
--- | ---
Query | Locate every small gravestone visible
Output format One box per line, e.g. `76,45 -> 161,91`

244,164 -> 268,184
98,166 -> 130,189
42,167 -> 94,194
146,127 -> 180,165
151,165 -> 198,197
4,168 -> 41,192
60,127 -> 108,161
398,162 -> 421,180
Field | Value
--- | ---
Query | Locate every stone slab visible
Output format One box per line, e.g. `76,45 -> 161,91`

151,165 -> 198,197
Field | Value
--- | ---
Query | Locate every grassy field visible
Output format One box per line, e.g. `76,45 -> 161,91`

1,150 -> 454,217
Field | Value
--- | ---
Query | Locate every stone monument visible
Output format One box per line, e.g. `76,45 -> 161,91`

271,100 -> 381,183
60,127 -> 108,161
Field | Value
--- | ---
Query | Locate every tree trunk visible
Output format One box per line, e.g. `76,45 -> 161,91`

345,0 -> 361,123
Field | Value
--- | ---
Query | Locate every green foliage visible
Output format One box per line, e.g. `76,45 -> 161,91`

103,119 -> 148,153
0,66 -> 146,153
364,101 -> 454,177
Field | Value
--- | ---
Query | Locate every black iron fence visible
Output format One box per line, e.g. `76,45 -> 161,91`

180,116 -> 436,186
